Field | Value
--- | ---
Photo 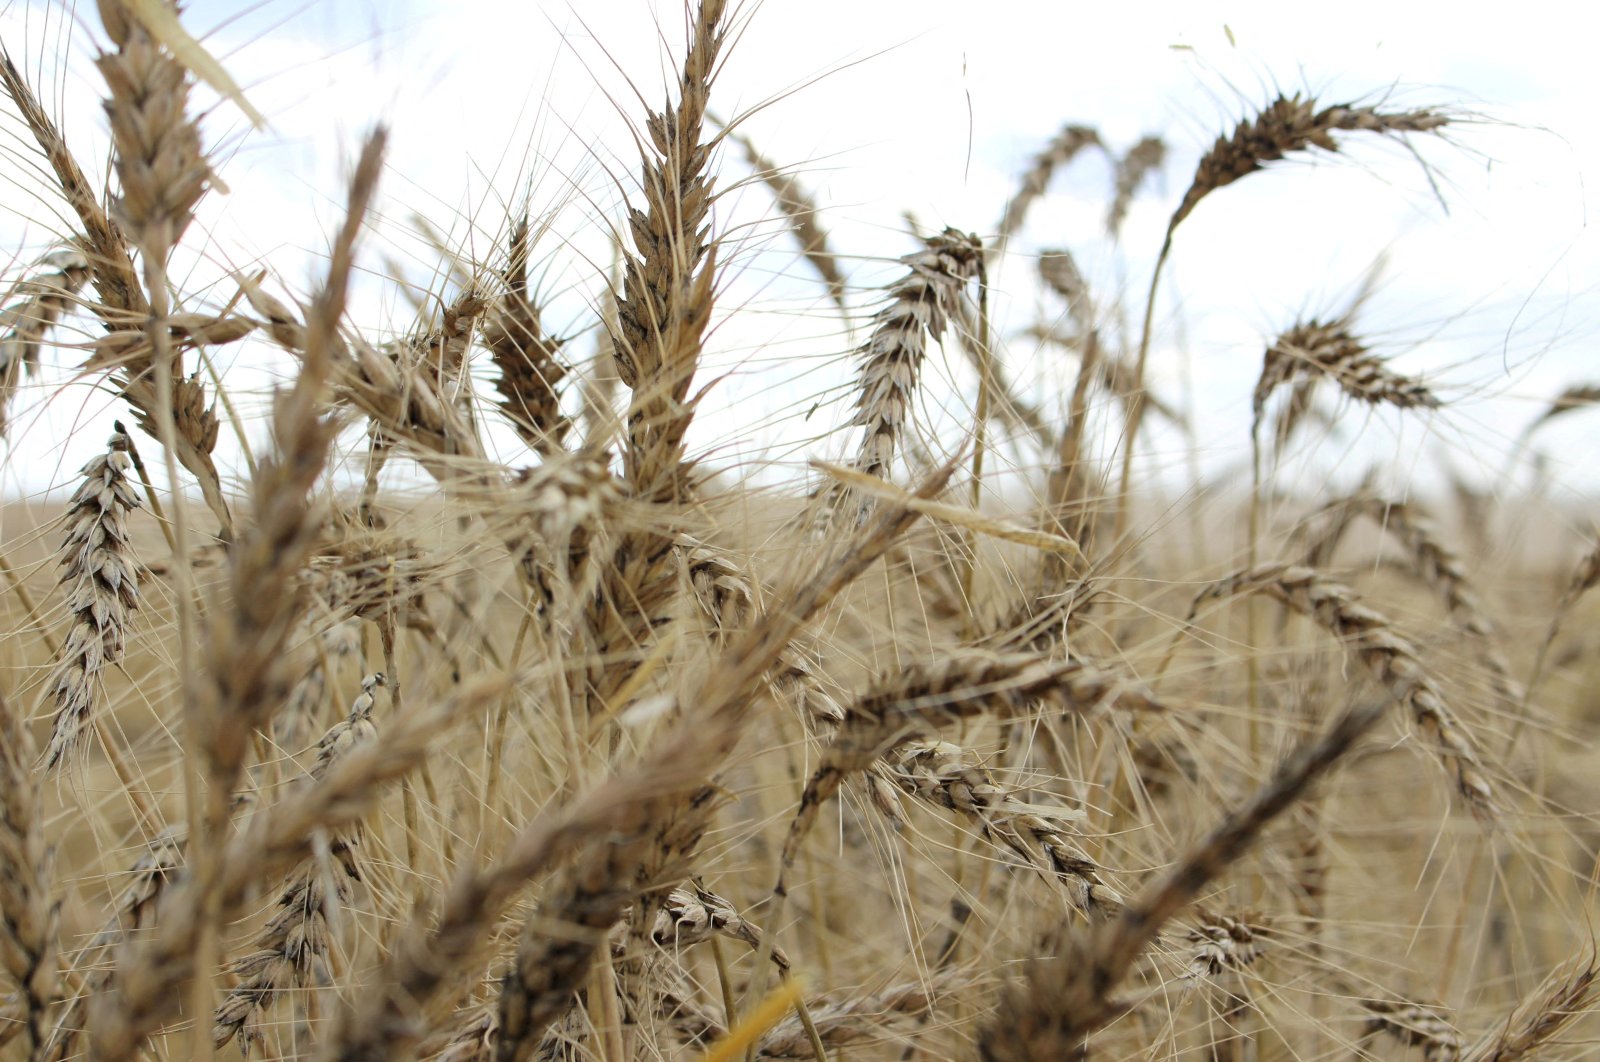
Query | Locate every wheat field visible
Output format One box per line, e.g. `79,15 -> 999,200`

1,2 -> 1598,1060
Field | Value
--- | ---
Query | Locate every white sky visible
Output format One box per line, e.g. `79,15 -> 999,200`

2,0 -> 1597,508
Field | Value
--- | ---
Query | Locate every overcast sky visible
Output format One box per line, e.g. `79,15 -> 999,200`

2,0 -> 1596,506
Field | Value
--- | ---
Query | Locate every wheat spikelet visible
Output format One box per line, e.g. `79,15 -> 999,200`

853,229 -> 983,482
997,123 -> 1103,246
1192,564 -> 1496,816
0,245 -> 90,437
41,425 -> 143,770
0,688 -> 58,1056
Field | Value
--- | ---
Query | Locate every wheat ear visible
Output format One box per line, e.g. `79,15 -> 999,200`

1461,957 -> 1596,1061
1362,996 -> 1462,1061
40,425 -> 143,770
484,213 -> 569,454
1106,135 -> 1166,239
1252,319 -> 1438,441
881,739 -> 1122,916
1191,565 -> 1496,817
978,692 -> 1387,1059
996,123 -> 1103,248
42,826 -> 185,1061
0,245 -> 90,438
724,125 -> 847,316
574,0 -> 730,729
1120,95 -> 1451,533
0,688 -> 58,1056
853,229 -> 984,482
211,675 -> 384,1055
